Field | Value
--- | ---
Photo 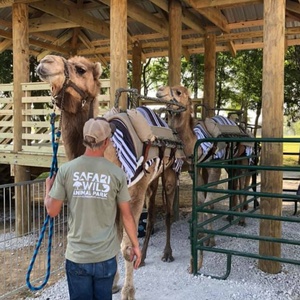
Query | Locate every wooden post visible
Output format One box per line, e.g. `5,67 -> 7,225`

168,0 -> 181,86
258,0 -> 285,274
132,40 -> 142,100
110,0 -> 128,110
168,0 -> 182,221
12,3 -> 31,236
203,34 -> 216,119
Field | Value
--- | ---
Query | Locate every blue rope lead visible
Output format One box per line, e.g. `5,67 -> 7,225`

26,112 -> 60,291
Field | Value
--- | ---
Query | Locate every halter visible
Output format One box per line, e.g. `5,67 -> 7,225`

51,58 -> 91,110
50,58 -> 96,127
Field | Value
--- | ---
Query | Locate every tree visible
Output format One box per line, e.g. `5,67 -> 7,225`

215,50 -> 263,136
284,46 -> 300,123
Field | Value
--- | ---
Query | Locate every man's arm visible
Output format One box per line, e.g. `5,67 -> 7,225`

44,175 -> 63,217
118,201 -> 141,269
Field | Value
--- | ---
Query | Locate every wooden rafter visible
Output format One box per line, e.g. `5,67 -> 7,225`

30,0 -> 110,37
186,0 -> 262,9
99,0 -> 169,36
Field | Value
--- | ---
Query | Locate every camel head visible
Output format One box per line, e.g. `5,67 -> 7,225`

156,85 -> 192,112
36,55 -> 102,115
156,85 -> 194,126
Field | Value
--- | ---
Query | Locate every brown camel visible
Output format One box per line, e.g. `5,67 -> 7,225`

36,55 -> 181,300
156,85 -> 254,271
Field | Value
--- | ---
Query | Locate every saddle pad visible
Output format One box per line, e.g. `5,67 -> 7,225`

109,118 -> 140,184
107,107 -> 184,185
205,115 -> 239,137
193,121 -> 225,160
212,115 -> 254,148
107,112 -> 144,158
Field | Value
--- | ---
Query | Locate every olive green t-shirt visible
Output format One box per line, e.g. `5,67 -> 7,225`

49,155 -> 131,263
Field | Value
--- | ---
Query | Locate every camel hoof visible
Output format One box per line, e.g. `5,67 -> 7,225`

226,215 -> 234,222
161,254 -> 174,262
209,241 -> 216,247
238,221 -> 246,227
112,285 -> 121,294
121,286 -> 135,300
139,260 -> 146,267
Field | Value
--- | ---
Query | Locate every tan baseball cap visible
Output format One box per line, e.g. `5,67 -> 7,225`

83,118 -> 115,144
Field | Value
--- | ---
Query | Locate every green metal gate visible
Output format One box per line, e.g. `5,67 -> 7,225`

190,137 -> 300,279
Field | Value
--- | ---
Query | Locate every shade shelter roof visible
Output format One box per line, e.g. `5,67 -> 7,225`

1,0 -> 300,64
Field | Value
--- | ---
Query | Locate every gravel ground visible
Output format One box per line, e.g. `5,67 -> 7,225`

25,206 -> 300,300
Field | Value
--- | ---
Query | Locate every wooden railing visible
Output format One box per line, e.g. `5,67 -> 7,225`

0,80 -> 110,168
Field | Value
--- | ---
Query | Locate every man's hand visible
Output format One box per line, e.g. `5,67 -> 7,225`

127,246 -> 142,269
45,174 -> 56,194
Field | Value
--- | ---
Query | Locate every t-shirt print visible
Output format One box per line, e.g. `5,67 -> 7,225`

72,171 -> 111,199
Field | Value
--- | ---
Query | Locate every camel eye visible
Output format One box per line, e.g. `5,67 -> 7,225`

75,66 -> 86,75
175,90 -> 182,96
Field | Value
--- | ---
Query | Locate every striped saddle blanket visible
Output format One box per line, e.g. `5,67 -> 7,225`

107,106 -> 183,186
194,115 -> 252,162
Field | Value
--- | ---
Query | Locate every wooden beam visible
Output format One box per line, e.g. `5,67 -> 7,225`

203,34 -> 216,119
132,40 -> 142,94
37,30 -> 73,61
12,2 -> 31,236
199,7 -> 230,33
168,0 -> 182,86
29,16 -> 80,32
185,0 -> 230,32
0,0 -> 40,8
110,0 -> 127,109
186,0 -> 262,9
78,31 -> 108,67
182,46 -> 190,60
0,151 -> 67,168
286,0 -> 300,14
227,40 -> 236,56
0,39 -> 12,53
259,0 -> 285,274
151,0 -> 205,34
100,0 -> 169,36
30,0 -> 110,37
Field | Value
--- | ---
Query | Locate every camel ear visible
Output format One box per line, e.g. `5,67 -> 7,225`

94,62 -> 103,79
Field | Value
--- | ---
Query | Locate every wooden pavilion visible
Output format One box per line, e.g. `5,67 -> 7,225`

0,0 -> 297,273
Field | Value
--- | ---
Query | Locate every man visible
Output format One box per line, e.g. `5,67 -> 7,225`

44,117 -> 141,300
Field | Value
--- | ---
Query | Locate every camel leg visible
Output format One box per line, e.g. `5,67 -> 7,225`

203,167 -> 221,247
140,177 -> 159,266
121,175 -> 154,300
161,167 -> 176,262
237,174 -> 246,227
236,158 -> 251,226
112,258 -> 121,293
121,260 -> 135,300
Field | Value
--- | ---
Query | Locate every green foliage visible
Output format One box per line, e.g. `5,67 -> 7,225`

284,46 -> 300,122
0,50 -> 13,83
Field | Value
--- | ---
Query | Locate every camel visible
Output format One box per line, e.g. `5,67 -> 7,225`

156,85 -> 255,271
36,55 -> 183,300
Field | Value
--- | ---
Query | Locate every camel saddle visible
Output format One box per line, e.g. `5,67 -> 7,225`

107,112 -> 185,162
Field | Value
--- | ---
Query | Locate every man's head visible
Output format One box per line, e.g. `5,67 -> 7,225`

83,118 -> 115,149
